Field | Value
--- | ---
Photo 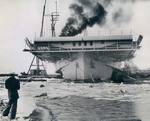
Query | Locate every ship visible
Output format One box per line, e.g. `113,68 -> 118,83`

23,0 -> 143,82
24,34 -> 143,82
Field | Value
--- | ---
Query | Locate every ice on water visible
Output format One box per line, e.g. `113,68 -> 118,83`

0,78 -> 150,121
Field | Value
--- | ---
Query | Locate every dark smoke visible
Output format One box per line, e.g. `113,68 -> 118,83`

60,0 -> 137,37
60,1 -> 107,36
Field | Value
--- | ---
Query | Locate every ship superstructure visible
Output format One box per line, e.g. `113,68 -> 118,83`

24,34 -> 142,81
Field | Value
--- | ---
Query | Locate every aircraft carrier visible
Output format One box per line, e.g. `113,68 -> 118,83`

24,34 -> 143,81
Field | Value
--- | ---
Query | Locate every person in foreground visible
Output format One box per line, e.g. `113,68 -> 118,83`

2,73 -> 20,120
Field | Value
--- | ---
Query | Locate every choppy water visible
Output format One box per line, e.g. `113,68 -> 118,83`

0,78 -> 150,121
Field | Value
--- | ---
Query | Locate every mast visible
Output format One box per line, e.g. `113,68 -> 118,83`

40,0 -> 47,37
50,0 -> 59,37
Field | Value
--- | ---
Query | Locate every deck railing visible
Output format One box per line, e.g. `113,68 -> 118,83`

25,44 -> 139,53
30,41 -> 139,52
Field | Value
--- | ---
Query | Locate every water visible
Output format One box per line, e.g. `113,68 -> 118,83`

43,81 -> 150,121
0,78 -> 150,121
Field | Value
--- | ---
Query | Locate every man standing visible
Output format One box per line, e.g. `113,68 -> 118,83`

2,73 -> 20,120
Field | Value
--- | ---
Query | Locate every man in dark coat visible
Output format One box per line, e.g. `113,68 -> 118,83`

2,73 -> 20,120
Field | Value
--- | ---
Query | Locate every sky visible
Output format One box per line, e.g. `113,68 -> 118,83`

0,0 -> 150,74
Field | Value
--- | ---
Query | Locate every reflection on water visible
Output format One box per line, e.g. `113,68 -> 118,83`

0,79 -> 150,121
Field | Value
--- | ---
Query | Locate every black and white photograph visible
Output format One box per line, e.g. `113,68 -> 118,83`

0,0 -> 150,121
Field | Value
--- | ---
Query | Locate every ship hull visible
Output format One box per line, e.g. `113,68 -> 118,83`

56,52 -> 113,81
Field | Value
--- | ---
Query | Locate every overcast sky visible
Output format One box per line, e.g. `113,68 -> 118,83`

0,0 -> 150,74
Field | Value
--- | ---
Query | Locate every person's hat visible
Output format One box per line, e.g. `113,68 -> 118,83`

10,73 -> 18,76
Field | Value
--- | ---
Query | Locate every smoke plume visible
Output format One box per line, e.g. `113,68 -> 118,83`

60,0 -> 135,37
60,0 -> 106,36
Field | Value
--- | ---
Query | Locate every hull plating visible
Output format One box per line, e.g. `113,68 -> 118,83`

56,52 -> 113,81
